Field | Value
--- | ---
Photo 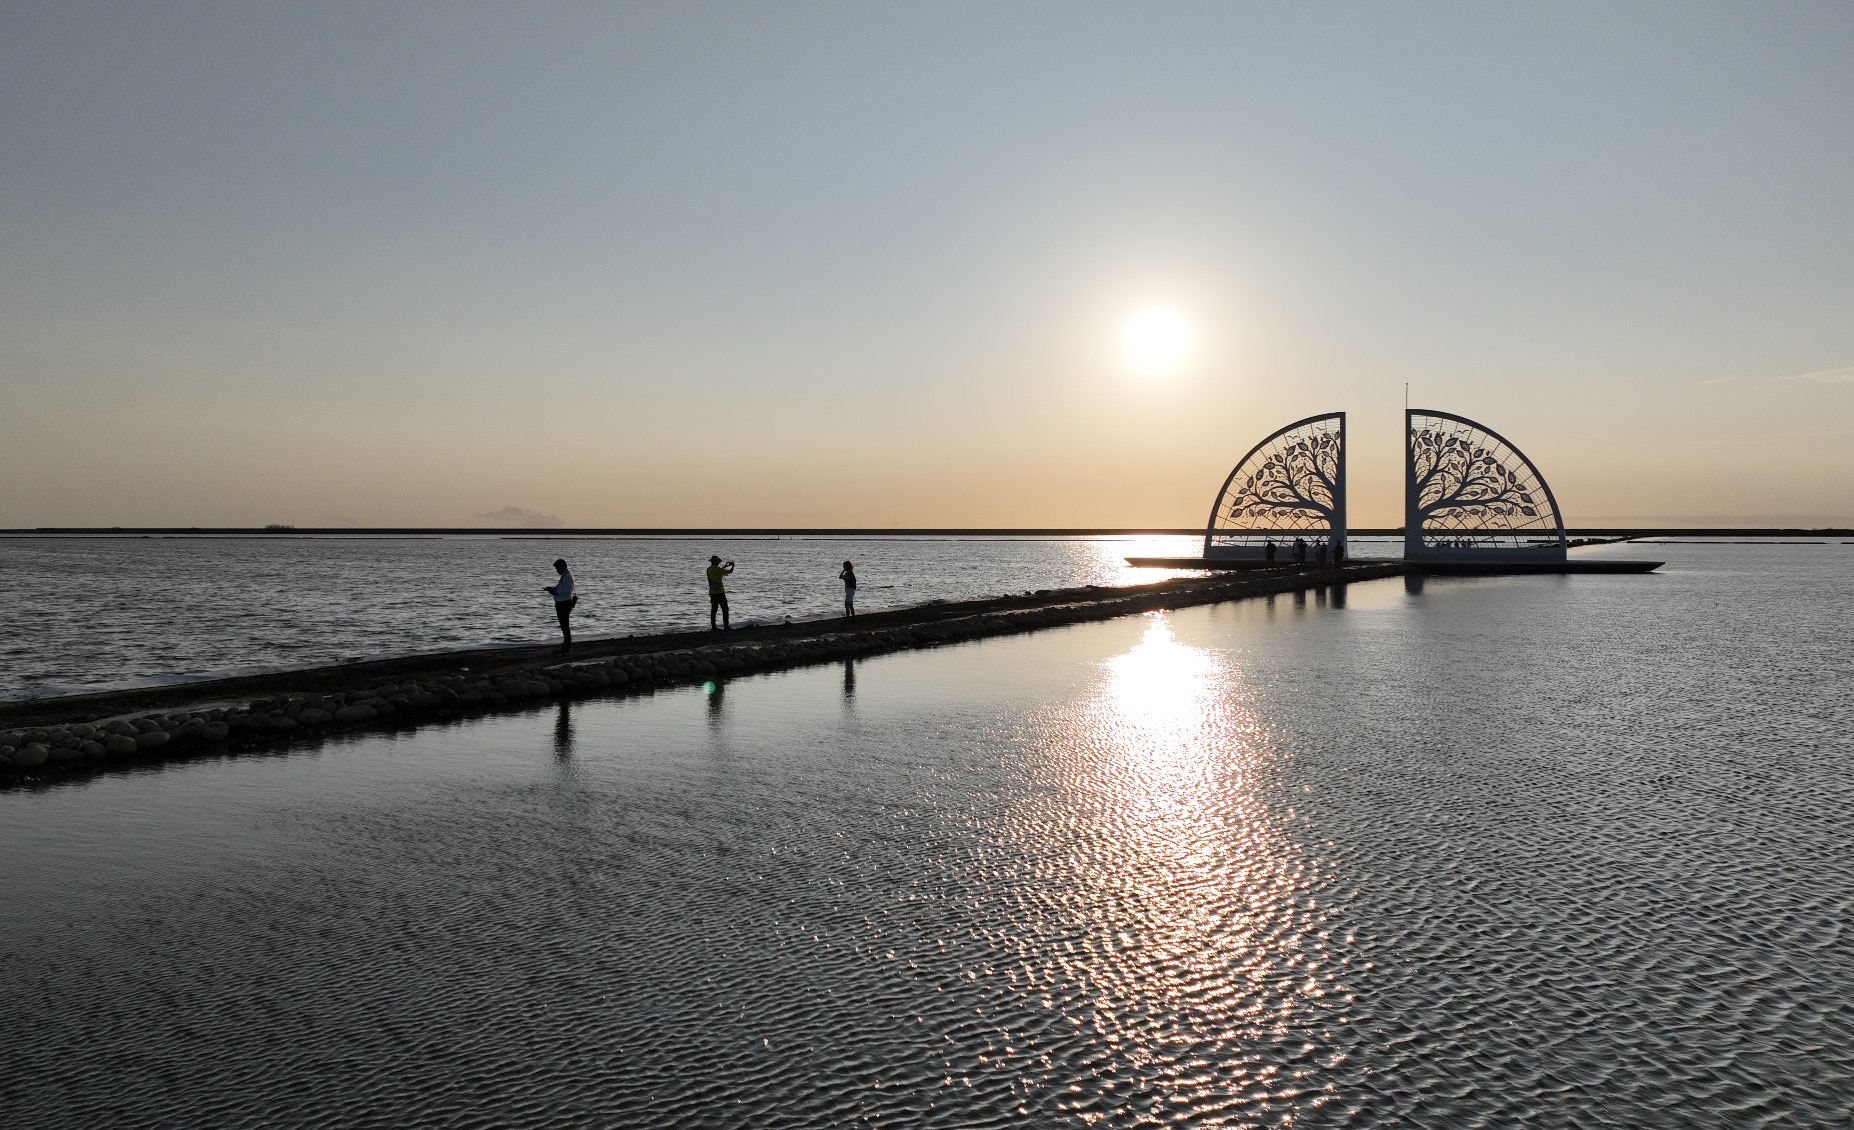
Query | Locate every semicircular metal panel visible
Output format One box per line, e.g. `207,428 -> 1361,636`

1203,412 -> 1346,558
1405,409 -> 1565,560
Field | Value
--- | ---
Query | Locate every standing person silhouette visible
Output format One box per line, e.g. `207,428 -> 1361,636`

545,558 -> 576,652
839,560 -> 857,619
706,555 -> 735,630
1264,539 -> 1277,564
1293,537 -> 1307,565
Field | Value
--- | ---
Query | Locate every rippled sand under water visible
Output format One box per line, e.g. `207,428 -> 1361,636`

3,546 -> 1851,1127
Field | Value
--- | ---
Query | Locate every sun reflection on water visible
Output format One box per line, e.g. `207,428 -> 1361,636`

1030,612 -> 1349,1122
1079,536 -> 1208,586
1101,614 -> 1224,795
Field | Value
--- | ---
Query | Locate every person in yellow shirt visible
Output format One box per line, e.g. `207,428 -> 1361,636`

706,555 -> 735,630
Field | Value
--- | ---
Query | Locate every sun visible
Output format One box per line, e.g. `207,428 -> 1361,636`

1120,307 -> 1193,374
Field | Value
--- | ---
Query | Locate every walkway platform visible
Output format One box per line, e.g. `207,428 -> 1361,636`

1124,557 -> 1285,570
1126,556 -> 1663,574
1406,559 -> 1663,575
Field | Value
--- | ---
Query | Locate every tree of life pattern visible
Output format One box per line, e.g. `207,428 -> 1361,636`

1210,416 -> 1343,540
1408,412 -> 1563,547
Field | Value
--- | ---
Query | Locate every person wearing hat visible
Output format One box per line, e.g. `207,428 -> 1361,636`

706,555 -> 735,630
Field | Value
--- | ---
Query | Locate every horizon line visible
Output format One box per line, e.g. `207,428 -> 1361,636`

5,526 -> 1852,538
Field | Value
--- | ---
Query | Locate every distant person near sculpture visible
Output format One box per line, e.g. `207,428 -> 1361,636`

1293,537 -> 1307,565
1265,539 -> 1277,564
1333,538 -> 1345,566
839,560 -> 857,619
545,558 -> 576,652
707,555 -> 735,630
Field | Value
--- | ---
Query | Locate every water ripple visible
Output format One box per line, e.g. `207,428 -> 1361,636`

3,545 -> 1852,1126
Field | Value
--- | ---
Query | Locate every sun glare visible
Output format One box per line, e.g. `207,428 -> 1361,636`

1120,307 -> 1193,375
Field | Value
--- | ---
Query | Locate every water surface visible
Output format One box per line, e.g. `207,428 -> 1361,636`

0,534 -> 1206,696
3,544 -> 1849,1126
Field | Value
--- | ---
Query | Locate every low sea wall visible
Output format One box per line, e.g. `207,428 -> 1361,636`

0,563 -> 1402,783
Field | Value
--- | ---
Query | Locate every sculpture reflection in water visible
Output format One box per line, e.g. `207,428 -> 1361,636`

1035,613 -> 1350,1115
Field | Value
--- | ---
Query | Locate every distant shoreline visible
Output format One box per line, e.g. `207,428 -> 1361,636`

4,527 -> 1850,538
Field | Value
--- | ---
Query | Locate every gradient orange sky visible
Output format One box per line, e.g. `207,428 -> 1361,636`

3,3 -> 1850,528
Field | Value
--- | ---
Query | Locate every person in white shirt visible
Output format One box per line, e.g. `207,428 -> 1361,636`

838,560 -> 857,619
545,558 -> 576,652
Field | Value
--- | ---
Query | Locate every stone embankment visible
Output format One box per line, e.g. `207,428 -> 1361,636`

0,563 -> 1400,784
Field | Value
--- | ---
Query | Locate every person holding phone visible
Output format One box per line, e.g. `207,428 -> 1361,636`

706,555 -> 735,630
545,558 -> 576,652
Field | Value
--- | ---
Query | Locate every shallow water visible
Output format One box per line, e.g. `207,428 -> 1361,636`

3,544 -> 1851,1127
0,533 -> 1213,696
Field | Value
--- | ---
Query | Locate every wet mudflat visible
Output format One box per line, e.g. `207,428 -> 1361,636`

3,544 -> 1850,1127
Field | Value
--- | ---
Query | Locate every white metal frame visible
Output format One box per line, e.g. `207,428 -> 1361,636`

1404,408 -> 1566,562
1203,412 -> 1347,559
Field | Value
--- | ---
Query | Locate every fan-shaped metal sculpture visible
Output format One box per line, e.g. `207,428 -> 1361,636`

1204,412 -> 1346,560
1405,409 -> 1565,561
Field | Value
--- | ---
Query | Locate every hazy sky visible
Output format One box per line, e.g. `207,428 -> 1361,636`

3,1 -> 1850,528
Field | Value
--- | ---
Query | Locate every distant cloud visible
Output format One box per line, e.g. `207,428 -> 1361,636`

1698,375 -> 1736,385
477,504 -> 562,528
1779,366 -> 1854,384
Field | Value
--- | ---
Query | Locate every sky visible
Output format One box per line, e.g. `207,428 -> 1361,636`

3,1 -> 1851,529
